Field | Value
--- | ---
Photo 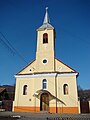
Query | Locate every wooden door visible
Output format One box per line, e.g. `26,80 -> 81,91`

40,93 -> 49,111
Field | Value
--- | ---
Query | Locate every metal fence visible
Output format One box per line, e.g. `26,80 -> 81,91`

11,114 -> 90,120
47,117 -> 90,120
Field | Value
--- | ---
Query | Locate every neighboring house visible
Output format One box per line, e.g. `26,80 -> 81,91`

0,87 -> 8,101
3,85 -> 15,100
78,89 -> 90,113
0,87 -> 8,110
13,8 -> 79,114
0,86 -> 15,111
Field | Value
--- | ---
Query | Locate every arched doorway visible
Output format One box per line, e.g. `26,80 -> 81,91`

40,93 -> 49,111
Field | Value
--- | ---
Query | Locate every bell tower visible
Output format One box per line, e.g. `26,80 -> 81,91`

36,7 -> 56,72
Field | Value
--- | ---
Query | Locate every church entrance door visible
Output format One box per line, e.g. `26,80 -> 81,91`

40,93 -> 49,111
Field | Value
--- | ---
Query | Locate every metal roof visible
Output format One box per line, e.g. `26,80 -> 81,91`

37,7 -> 54,30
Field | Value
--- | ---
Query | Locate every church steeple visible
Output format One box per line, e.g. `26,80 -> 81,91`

43,7 -> 50,24
36,7 -> 55,72
37,7 -> 54,30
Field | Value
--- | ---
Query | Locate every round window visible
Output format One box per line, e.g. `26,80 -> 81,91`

42,59 -> 48,64
29,68 -> 33,71
43,59 -> 47,63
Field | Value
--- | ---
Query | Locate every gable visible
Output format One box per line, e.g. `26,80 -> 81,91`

16,58 -> 77,75
55,58 -> 77,73
17,60 -> 36,75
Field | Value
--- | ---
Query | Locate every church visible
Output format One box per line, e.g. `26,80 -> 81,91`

13,8 -> 79,113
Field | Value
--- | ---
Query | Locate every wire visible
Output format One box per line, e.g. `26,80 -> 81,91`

0,32 -> 28,64
0,32 -> 39,73
0,32 -> 15,52
0,31 -> 79,106
0,37 -> 15,55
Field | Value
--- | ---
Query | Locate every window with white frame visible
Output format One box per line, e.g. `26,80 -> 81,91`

23,85 -> 27,95
63,84 -> 68,95
42,79 -> 47,89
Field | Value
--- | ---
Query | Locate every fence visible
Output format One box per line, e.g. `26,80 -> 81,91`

2,100 -> 13,111
47,115 -> 90,120
47,117 -> 90,120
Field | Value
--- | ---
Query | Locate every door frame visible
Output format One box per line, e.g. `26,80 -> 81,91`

40,93 -> 49,111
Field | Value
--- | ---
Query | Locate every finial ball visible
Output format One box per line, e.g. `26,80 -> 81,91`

46,7 -> 48,10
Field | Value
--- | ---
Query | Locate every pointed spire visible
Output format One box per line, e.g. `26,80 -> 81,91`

43,7 -> 50,24
37,7 -> 54,30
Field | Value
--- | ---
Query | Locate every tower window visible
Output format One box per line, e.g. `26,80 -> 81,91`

42,79 -> 47,89
63,84 -> 68,95
23,85 -> 27,95
43,33 -> 48,44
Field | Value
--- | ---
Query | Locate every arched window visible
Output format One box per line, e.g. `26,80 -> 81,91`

42,79 -> 47,89
43,33 -> 48,44
23,85 -> 27,95
63,84 -> 68,95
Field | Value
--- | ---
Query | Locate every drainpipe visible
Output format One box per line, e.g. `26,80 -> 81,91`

55,73 -> 58,113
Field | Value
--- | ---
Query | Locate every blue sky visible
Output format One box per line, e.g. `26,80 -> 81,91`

0,0 -> 90,89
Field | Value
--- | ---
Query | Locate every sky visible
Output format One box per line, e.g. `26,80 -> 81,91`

0,0 -> 90,89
